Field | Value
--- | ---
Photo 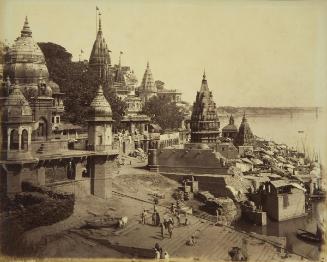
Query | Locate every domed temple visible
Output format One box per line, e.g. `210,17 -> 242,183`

0,17 -> 118,199
190,72 -> 220,143
222,115 -> 238,140
3,17 -> 49,90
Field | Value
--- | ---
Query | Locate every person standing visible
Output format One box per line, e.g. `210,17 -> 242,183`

168,221 -> 173,239
176,212 -> 181,226
216,208 -> 220,223
160,222 -> 165,239
152,212 -> 157,226
141,209 -> 146,224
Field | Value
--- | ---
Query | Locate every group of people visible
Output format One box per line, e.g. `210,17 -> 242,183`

154,243 -> 169,260
141,207 -> 161,226
160,217 -> 174,239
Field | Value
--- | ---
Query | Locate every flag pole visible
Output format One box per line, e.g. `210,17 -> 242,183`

96,7 -> 98,36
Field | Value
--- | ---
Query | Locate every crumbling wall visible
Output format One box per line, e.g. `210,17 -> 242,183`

0,182 -> 75,256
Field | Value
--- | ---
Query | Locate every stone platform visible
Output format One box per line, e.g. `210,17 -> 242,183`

69,204 -> 304,261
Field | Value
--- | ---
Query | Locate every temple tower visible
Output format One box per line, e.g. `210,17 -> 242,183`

138,62 -> 156,102
89,13 -> 111,84
190,72 -> 220,143
234,113 -> 254,146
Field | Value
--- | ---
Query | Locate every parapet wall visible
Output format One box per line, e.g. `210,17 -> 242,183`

157,148 -> 228,175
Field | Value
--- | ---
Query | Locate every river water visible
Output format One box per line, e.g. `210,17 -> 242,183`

219,111 -> 326,260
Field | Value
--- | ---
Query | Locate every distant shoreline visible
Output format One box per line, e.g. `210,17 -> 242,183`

217,106 -> 323,116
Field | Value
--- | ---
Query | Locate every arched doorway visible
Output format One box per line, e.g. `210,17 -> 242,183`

10,129 -> 19,150
21,129 -> 28,150
37,118 -> 47,138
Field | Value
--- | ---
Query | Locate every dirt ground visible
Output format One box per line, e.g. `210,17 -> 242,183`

22,156 -> 179,258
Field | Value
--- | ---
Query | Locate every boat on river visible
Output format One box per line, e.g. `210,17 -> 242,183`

296,229 -> 321,243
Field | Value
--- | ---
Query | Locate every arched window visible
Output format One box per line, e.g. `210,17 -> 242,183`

21,129 -> 28,150
10,129 -> 19,150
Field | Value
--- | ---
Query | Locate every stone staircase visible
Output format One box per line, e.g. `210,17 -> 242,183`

160,218 -> 211,256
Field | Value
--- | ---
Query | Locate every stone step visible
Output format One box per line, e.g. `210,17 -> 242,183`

204,229 -> 237,261
258,244 -> 275,261
160,219 -> 203,247
163,220 -> 210,256
204,229 -> 231,259
170,222 -> 210,255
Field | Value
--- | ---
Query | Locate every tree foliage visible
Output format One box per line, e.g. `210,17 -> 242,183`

38,42 -> 126,126
142,95 -> 185,131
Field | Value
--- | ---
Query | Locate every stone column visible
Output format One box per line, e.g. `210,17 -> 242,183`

144,139 -> 149,154
148,149 -> 159,172
18,131 -> 22,150
90,156 -> 116,199
7,128 -> 11,151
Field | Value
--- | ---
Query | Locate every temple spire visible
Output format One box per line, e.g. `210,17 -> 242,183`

242,111 -> 247,122
98,12 -> 102,32
21,16 -> 32,37
200,70 -> 209,92
229,114 -> 235,125
119,51 -> 123,67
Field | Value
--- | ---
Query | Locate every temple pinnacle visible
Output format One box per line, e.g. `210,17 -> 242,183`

21,16 -> 32,37
98,12 -> 102,32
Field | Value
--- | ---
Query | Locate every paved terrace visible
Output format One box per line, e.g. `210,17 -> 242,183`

69,192 -> 307,261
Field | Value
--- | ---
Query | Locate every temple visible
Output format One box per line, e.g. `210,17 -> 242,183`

190,72 -> 220,143
0,18 -> 118,198
137,62 -> 157,102
234,113 -> 255,147
89,13 -> 111,84
222,115 -> 238,141
137,62 -> 182,104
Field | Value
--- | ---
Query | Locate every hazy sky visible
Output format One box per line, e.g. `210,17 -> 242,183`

1,0 -> 327,107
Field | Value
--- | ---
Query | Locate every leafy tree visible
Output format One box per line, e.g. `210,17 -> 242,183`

38,42 -> 126,126
142,95 -> 185,131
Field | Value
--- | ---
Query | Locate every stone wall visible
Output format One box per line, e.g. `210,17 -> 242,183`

264,188 -> 305,221
157,148 -> 228,175
161,172 -> 233,198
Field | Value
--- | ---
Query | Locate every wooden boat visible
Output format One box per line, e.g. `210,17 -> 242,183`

296,229 -> 321,243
